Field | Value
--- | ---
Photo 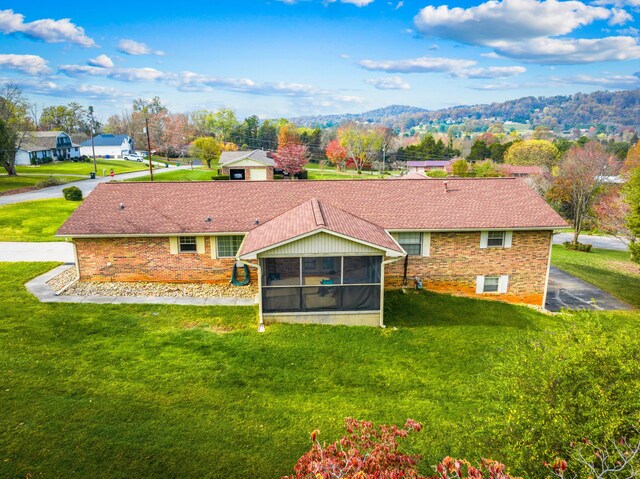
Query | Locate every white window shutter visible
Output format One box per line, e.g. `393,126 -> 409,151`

480,231 -> 488,249
498,275 -> 509,293
169,237 -> 179,254
196,237 -> 205,254
210,237 -> 218,259
504,231 -> 513,248
476,275 -> 485,294
422,232 -> 431,256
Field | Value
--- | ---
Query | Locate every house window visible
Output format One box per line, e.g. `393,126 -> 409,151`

395,232 -> 422,256
179,236 -> 197,253
487,231 -> 506,247
217,235 -> 243,257
483,276 -> 500,292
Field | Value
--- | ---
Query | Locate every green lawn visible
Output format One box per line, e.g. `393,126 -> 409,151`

551,245 -> 640,308
0,175 -> 80,193
2,262 -> 640,478
0,198 -> 81,241
16,159 -> 149,176
126,167 -> 217,182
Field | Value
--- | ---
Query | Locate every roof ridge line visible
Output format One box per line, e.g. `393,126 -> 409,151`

311,198 -> 325,227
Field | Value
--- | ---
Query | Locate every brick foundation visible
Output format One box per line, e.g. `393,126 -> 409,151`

74,237 -> 256,284
385,230 -> 551,306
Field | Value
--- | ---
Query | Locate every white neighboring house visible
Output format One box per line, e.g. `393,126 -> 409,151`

79,134 -> 135,159
15,131 -> 81,165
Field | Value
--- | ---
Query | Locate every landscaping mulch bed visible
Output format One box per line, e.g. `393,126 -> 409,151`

60,278 -> 258,299
0,186 -> 37,196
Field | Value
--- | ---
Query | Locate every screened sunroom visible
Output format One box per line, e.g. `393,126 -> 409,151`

236,198 -> 405,326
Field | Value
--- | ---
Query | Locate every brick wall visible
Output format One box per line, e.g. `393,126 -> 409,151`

221,166 -> 274,180
74,237 -> 257,283
385,230 -> 551,306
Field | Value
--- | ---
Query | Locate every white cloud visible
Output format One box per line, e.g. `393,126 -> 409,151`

550,72 -> 640,87
412,0 -> 638,64
0,9 -> 96,47
492,36 -> 640,63
414,0 -> 612,44
593,0 -> 640,7
88,54 -> 114,68
117,39 -> 165,56
358,55 -> 525,78
0,54 -> 50,75
358,56 -> 476,73
365,76 -> 411,89
609,7 -> 633,25
59,64 -> 167,82
451,65 -> 527,78
0,77 -> 130,99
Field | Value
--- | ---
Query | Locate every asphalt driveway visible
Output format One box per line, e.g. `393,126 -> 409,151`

545,266 -> 633,312
553,233 -> 629,251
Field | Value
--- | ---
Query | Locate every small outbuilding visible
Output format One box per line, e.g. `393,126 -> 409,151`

219,150 -> 275,180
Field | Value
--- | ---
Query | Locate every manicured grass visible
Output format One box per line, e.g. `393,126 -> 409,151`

126,167 -> 217,182
16,159 -> 149,176
551,245 -> 640,308
0,175 -> 80,193
3,262 -> 640,477
0,198 -> 81,241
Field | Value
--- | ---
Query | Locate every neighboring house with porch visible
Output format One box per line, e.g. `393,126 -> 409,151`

219,150 -> 275,180
15,131 -> 80,165
407,160 -> 452,174
57,178 -> 567,327
79,134 -> 135,159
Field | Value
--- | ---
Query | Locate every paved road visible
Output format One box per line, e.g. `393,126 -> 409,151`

0,242 -> 75,262
545,266 -> 632,312
553,232 -> 629,251
0,165 -> 191,206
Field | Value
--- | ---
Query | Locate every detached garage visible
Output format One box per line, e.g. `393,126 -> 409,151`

220,150 -> 275,181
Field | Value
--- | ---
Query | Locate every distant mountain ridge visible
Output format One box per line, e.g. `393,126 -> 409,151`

290,89 -> 640,130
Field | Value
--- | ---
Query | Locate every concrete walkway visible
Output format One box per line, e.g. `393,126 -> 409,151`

545,266 -> 632,312
0,242 -> 74,262
553,232 -> 629,251
0,165 -> 191,206
25,264 -> 257,306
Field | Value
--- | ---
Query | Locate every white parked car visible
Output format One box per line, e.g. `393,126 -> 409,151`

123,154 -> 144,162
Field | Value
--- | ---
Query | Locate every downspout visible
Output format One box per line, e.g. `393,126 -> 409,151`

238,258 -> 263,330
380,255 -> 405,328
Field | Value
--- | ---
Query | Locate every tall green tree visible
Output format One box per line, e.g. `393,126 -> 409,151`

624,166 -> 640,263
0,84 -> 30,176
504,140 -> 560,170
190,137 -> 221,168
467,140 -> 491,162
206,108 -> 238,143
39,102 -> 91,135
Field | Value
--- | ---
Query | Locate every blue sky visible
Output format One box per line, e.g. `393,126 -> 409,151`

0,0 -> 639,120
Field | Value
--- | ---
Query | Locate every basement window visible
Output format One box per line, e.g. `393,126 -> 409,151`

179,236 -> 197,253
483,276 -> 500,293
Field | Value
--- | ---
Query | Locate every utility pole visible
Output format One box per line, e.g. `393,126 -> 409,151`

89,106 -> 97,174
145,117 -> 154,181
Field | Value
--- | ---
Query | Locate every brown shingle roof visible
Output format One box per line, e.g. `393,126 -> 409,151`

240,198 -> 403,256
56,178 -> 568,237
219,149 -> 275,167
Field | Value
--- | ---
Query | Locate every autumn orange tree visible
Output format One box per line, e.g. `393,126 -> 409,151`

325,139 -> 347,171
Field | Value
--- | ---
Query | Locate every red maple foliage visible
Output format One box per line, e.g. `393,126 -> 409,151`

285,418 -> 424,479
274,143 -> 309,177
432,457 -> 521,479
325,139 -> 347,171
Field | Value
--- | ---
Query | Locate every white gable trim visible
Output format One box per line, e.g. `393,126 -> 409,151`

239,228 -> 405,260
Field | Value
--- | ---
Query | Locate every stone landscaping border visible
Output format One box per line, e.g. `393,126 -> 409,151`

26,264 -> 258,306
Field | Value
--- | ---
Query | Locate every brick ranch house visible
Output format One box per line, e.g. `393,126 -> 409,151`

57,178 -> 567,327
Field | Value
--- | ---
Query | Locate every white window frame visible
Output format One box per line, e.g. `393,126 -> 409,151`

476,275 -> 509,294
178,236 -> 198,253
216,235 -> 244,258
480,231 -> 513,249
393,232 -> 429,257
